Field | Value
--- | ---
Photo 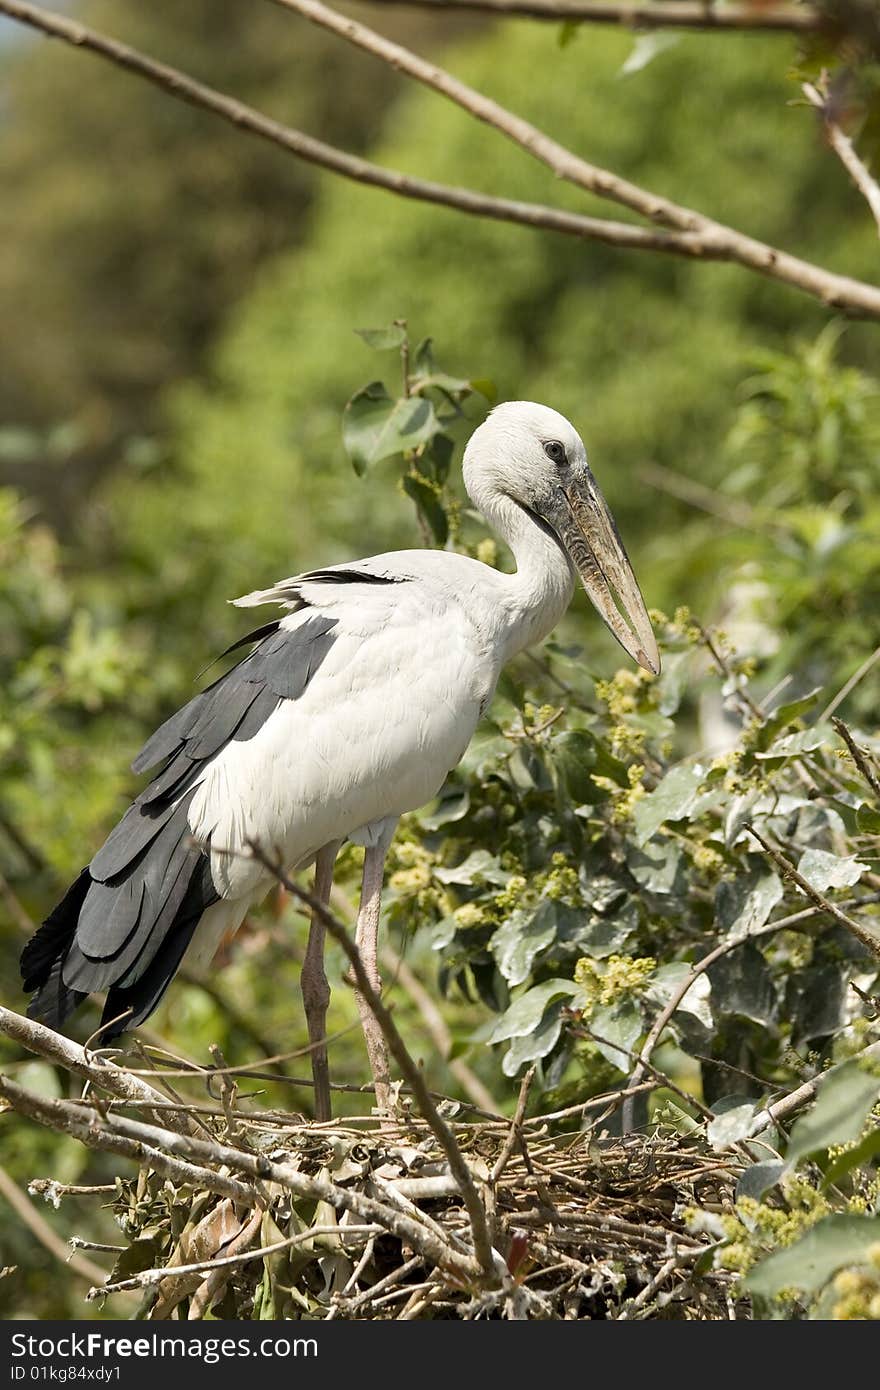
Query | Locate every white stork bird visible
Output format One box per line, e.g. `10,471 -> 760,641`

22,402 -> 658,1118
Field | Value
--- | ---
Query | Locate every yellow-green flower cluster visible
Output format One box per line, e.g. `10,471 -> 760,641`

386,837 -> 443,915
831,1249 -> 880,1319
574,953 -> 657,1010
493,873 -> 527,914
452,902 -> 489,930
609,764 -> 648,825
595,669 -> 644,719
476,537 -> 498,569
538,852 -> 580,905
690,844 -> 725,878
609,722 -> 647,759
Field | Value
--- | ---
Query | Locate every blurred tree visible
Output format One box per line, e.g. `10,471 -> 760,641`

0,0 -> 454,524
99,24 -> 878,667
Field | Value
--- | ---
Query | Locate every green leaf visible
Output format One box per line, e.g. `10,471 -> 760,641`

418,786 -> 470,830
787,963 -> 849,1047
752,688 -> 822,753
557,19 -> 580,49
716,862 -> 783,938
549,730 -> 600,804
470,377 -> 497,404
708,1100 -> 758,1151
787,1061 -> 880,1166
745,1214 -> 880,1297
823,1126 -> 880,1188
424,431 -> 454,485
856,805 -> 880,834
402,473 -> 449,545
108,1234 -> 164,1286
755,725 -> 831,761
736,1160 -> 785,1202
589,999 -> 642,1071
632,762 -> 707,845
625,840 -> 685,896
490,901 -> 558,987
434,849 -> 507,887
709,941 -> 777,1026
796,847 -> 867,892
413,336 -> 434,373
646,963 -> 713,1028
342,383 -> 437,474
501,1001 -> 565,1076
355,323 -> 406,350
486,978 -> 579,1044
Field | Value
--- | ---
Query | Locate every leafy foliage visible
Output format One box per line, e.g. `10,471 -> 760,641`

2,10 -> 880,1322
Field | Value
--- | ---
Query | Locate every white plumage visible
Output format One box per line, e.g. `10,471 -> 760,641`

23,402 -> 658,1117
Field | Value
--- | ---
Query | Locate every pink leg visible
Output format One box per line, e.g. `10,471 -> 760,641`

353,842 -> 392,1114
301,842 -> 339,1122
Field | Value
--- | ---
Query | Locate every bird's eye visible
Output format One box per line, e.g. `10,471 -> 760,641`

543,440 -> 567,465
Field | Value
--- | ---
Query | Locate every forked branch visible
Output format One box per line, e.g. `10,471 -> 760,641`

1,0 -> 879,318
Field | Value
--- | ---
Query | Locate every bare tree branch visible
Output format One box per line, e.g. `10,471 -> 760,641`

2,1 -> 880,318
831,715 -> 880,801
0,1005 -> 195,1137
381,940 -> 499,1113
623,896 -> 880,1130
329,883 -> 499,1113
0,1163 -> 109,1287
748,1038 -> 880,1136
746,824 -> 880,959
804,80 -> 880,237
0,1072 -> 255,1203
366,0 -> 822,32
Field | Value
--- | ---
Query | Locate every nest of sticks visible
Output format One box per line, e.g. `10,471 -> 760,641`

2,998 -> 746,1321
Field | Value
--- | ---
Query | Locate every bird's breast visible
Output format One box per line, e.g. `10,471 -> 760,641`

187,589 -> 497,898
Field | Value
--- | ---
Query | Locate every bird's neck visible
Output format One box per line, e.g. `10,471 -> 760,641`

479,490 -> 575,661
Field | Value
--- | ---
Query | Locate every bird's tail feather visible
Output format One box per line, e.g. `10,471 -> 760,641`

21,822 -> 219,1038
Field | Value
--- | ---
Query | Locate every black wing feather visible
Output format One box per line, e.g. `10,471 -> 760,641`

22,612 -> 343,1035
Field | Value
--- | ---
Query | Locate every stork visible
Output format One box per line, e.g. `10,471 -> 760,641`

21,402 -> 659,1119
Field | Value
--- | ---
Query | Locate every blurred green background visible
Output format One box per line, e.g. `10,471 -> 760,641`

2,2 -> 880,1317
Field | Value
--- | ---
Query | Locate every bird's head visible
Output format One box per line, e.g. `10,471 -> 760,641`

463,401 -> 660,675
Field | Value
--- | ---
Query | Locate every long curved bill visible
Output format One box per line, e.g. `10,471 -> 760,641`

555,473 -> 660,676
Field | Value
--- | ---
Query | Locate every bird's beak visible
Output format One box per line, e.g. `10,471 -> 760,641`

550,473 -> 660,675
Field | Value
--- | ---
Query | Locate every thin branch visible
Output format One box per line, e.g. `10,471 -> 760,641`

491,1066 -> 534,1183
623,897 -> 880,1129
831,715 -> 880,801
270,0 -> 880,312
748,1038 -> 880,1137
746,824 -> 880,959
638,461 -> 761,531
87,1106 -> 479,1284
381,940 -> 499,1113
617,1248 -> 694,1320
0,1069 -> 479,1282
2,1 -> 880,319
185,1205 -> 263,1320
250,842 -> 499,1281
332,884 -> 499,1112
270,0 -> 710,233
0,1073 -> 255,1203
820,643 -> 880,721
92,1220 -> 381,1301
804,80 -> 880,238
0,1163 -> 109,1287
698,623 -> 764,721
364,0 -> 822,31
0,1005 -> 196,1137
